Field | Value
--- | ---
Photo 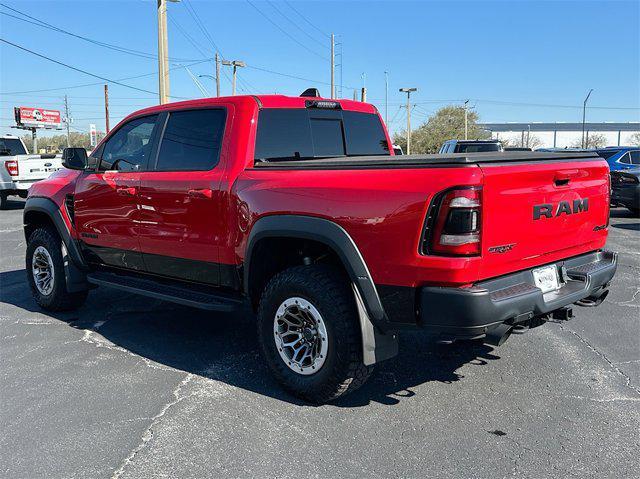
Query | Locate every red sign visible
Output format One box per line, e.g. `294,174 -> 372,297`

16,106 -> 62,128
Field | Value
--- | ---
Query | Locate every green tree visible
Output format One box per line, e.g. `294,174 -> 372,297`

21,131 -> 105,154
393,105 -> 490,154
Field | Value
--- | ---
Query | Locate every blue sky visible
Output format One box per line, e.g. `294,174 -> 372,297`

1,0 -> 638,138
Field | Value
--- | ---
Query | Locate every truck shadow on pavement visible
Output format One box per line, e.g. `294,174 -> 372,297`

1,268 -> 500,407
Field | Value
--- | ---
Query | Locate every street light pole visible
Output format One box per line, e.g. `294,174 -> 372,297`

384,71 -> 389,127
582,88 -> 593,148
464,99 -> 469,140
223,60 -> 245,95
400,87 -> 417,154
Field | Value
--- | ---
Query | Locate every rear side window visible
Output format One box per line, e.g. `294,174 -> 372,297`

629,150 -> 640,165
342,111 -> 389,156
255,108 -> 389,161
618,153 -> 631,164
155,109 -> 226,171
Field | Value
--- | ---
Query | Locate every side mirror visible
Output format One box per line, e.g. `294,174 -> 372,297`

62,147 -> 88,170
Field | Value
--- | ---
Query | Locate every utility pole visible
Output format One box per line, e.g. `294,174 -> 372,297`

464,99 -> 469,140
64,95 -> 70,147
330,33 -> 335,99
104,84 -> 110,133
384,71 -> 389,127
157,0 -> 178,104
582,88 -> 593,148
400,88 -> 417,154
223,60 -> 245,95
215,52 -> 221,97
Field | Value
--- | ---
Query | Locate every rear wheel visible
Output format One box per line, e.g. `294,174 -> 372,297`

257,265 -> 372,404
26,227 -> 88,311
628,207 -> 640,217
0,192 -> 7,210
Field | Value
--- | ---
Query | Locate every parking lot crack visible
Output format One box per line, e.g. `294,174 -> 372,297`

560,324 -> 640,396
110,373 -> 195,479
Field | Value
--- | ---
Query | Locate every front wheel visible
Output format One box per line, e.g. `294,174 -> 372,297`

257,265 -> 372,404
26,227 -> 88,311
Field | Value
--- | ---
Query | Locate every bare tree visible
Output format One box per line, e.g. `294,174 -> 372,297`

571,132 -> 607,149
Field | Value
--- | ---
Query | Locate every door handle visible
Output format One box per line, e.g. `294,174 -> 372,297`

188,188 -> 213,199
116,186 -> 137,197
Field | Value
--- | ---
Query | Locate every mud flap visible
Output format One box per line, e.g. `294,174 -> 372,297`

352,284 -> 399,366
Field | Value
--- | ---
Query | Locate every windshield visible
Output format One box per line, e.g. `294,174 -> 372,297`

595,149 -> 621,160
254,108 -> 389,162
0,138 -> 27,156
455,143 -> 501,153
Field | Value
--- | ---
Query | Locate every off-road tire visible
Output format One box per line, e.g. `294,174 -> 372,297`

257,264 -> 373,404
26,227 -> 88,311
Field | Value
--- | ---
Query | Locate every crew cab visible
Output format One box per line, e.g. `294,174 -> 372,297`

23,93 -> 617,403
0,134 -> 62,209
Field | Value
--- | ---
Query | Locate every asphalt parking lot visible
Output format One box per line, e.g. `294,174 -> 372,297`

1,197 -> 638,479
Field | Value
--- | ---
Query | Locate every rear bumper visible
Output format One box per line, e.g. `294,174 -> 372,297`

418,250 -> 617,339
1,180 -> 36,192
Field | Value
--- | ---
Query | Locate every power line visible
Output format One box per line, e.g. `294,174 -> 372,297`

0,38 -> 161,95
0,56 -> 210,96
245,0 -> 328,60
265,0 -> 327,48
177,1 -> 255,93
283,0 -> 330,39
0,3 -> 199,62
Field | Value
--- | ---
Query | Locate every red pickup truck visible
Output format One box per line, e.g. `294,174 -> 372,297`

24,93 -> 617,403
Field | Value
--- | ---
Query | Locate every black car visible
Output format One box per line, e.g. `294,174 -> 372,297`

611,168 -> 640,215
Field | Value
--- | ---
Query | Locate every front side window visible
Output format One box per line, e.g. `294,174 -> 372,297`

155,109 -> 226,171
100,115 -> 159,171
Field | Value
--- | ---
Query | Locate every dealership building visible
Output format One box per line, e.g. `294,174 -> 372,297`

479,122 -> 640,148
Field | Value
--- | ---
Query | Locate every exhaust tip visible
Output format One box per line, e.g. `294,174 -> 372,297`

485,323 -> 513,347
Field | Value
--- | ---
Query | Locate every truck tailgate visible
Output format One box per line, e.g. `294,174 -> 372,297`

478,159 -> 610,280
15,155 -> 63,182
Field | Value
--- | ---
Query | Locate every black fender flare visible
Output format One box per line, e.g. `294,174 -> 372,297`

244,215 -> 398,365
23,197 -> 89,292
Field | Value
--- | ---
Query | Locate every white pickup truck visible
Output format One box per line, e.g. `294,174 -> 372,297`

0,134 -> 63,209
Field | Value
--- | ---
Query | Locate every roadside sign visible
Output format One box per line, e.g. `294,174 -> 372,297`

89,124 -> 97,147
15,106 -> 62,128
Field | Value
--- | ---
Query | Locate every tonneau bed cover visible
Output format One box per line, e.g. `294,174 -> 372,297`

254,151 -> 601,169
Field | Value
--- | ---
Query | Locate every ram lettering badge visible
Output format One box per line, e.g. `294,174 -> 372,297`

533,198 -> 588,220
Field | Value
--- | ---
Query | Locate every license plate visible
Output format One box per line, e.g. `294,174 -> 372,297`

532,265 -> 560,293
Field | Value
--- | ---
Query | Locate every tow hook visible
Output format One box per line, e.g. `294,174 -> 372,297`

552,306 -> 574,321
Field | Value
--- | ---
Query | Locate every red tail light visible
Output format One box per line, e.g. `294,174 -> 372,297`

421,186 -> 482,256
5,160 -> 18,176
